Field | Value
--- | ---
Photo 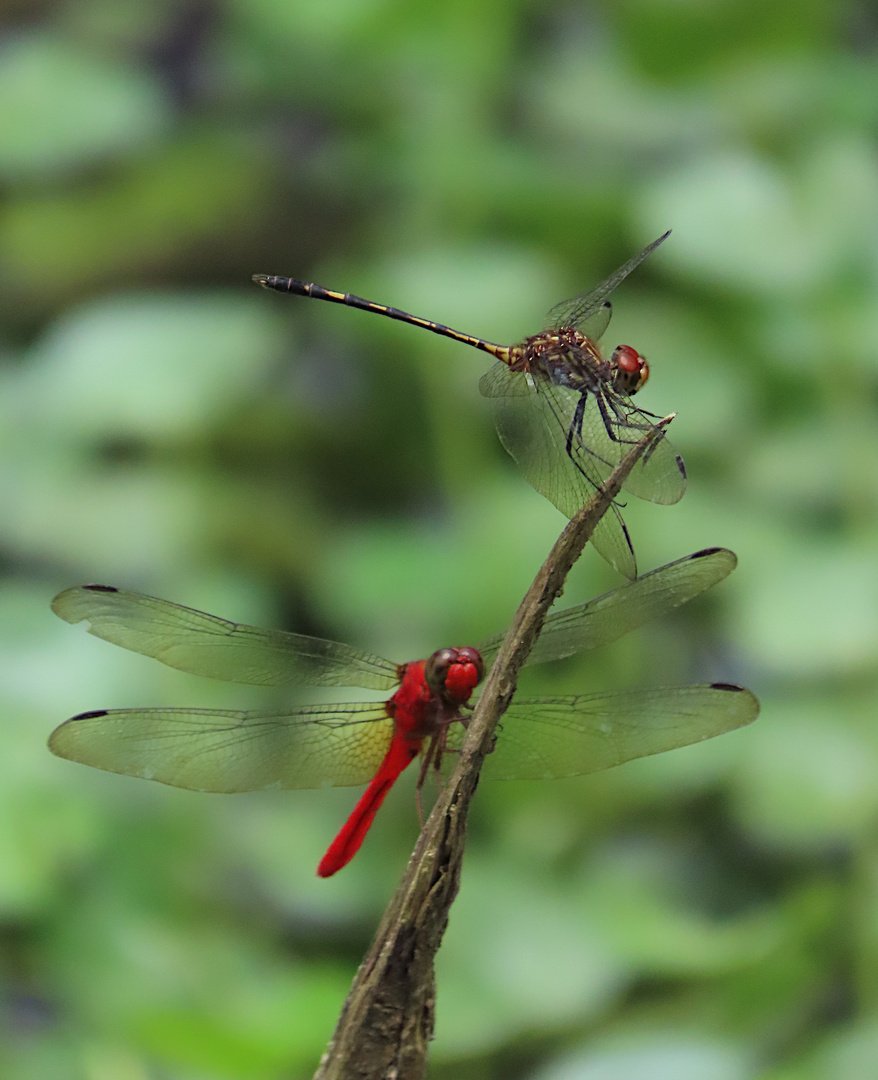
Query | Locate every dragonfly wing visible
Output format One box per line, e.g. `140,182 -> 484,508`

474,685 -> 758,781
545,300 -> 613,342
576,391 -> 687,506
479,363 -> 637,579
479,548 -> 737,668
578,300 -> 612,343
48,702 -> 394,791
546,232 -> 671,332
589,506 -> 638,581
480,362 -> 602,515
52,586 -> 400,691
481,363 -> 684,511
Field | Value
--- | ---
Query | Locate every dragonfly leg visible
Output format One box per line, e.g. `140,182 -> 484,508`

414,736 -> 441,827
600,391 -> 663,443
595,391 -> 666,464
597,392 -> 640,445
432,727 -> 449,791
559,391 -> 615,477
566,392 -> 588,459
630,404 -> 663,421
560,394 -> 629,509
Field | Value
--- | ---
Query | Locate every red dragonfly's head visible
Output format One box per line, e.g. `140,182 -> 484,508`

424,647 -> 485,703
610,344 -> 650,396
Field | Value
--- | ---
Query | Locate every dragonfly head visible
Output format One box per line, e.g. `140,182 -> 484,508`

425,647 -> 484,703
610,345 -> 649,396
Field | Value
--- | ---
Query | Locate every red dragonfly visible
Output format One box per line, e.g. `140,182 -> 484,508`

49,549 -> 757,877
254,233 -> 683,579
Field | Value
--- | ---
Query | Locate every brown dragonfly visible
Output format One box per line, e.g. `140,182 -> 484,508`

254,232 -> 684,578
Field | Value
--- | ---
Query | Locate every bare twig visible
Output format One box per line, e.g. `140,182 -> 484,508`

313,419 -> 672,1080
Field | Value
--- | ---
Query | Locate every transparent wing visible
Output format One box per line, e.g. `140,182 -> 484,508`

480,362 -> 637,577
580,300 -> 613,342
48,702 -> 394,791
567,382 -> 686,505
547,299 -> 612,343
546,232 -> 671,332
52,586 -> 400,691
479,548 -> 736,669
479,362 -> 685,514
589,505 -> 638,581
448,685 -> 758,781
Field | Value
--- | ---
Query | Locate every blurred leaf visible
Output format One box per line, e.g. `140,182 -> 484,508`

20,292 -> 286,439
0,34 -> 168,180
579,838 -> 781,976
734,544 -> 878,678
762,1020 -> 878,1080
532,1031 -> 754,1080
1,133 -> 269,298
732,694 -> 878,851
641,152 -> 823,295
434,858 -> 630,1057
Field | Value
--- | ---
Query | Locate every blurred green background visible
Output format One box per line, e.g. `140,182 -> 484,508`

2,1 -> 878,1077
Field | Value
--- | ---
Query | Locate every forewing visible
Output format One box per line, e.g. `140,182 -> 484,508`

479,548 -> 737,668
546,232 -> 671,332
48,703 -> 394,791
479,363 -> 636,577
52,586 -> 399,691
472,685 -> 758,781
480,363 -> 684,513
480,362 -> 599,517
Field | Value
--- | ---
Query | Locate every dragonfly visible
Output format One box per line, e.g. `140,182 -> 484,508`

49,548 -> 757,877
254,232 -> 684,580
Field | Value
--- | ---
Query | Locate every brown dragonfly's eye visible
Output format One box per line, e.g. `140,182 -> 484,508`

611,345 -> 649,395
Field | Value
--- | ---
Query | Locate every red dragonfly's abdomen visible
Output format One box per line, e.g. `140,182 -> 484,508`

316,649 -> 484,877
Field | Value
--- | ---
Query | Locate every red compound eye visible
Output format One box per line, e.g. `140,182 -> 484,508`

614,344 -> 641,372
425,647 -> 484,701
611,345 -> 649,395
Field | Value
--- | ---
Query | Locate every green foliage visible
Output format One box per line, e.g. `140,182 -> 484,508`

1,1 -> 877,1077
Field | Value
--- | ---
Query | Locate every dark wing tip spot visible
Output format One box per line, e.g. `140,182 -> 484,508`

676,455 -> 687,479
70,709 -> 109,720
710,682 -> 745,692
83,584 -> 118,593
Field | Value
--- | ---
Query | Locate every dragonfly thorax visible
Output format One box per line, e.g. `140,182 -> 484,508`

513,328 -> 609,393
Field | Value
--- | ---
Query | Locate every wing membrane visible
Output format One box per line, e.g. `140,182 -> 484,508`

48,703 -> 393,791
479,362 -> 685,522
457,685 -> 758,781
480,362 -> 637,577
576,390 -> 686,506
479,548 -> 736,669
546,232 -> 671,332
52,586 -> 399,691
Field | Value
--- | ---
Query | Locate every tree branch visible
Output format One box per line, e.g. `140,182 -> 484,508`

313,419 -> 672,1080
